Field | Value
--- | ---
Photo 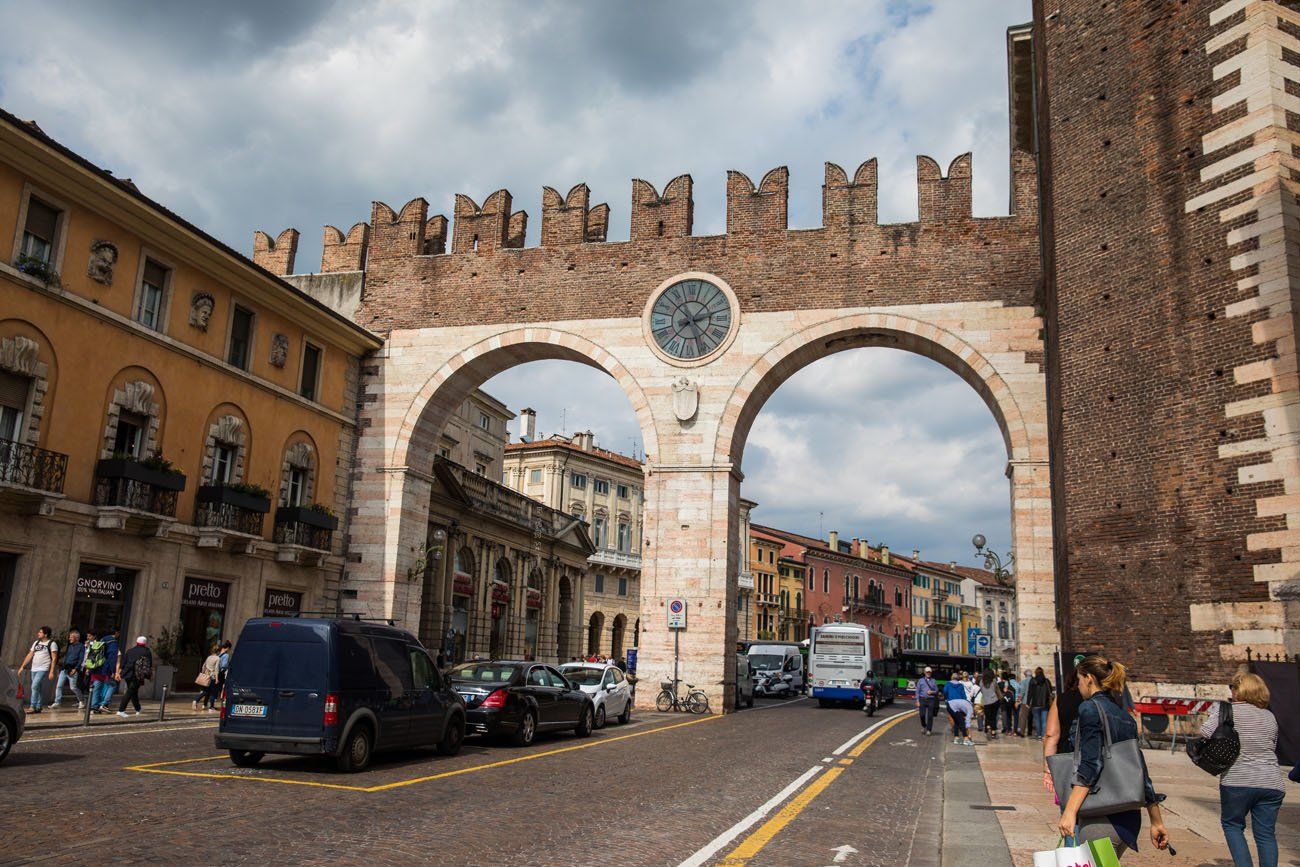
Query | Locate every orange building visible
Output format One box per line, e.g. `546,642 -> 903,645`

0,110 -> 381,690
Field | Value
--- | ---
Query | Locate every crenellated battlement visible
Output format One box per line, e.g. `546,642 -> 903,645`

271,151 -> 1037,280
252,227 -> 299,275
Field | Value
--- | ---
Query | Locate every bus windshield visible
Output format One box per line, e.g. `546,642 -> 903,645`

813,631 -> 865,656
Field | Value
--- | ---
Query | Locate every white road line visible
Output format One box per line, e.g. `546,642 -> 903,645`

24,721 -> 218,743
677,764 -> 824,867
831,710 -> 901,755
680,711 -> 905,867
742,696 -> 808,712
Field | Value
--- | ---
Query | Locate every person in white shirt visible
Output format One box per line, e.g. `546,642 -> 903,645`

16,625 -> 58,713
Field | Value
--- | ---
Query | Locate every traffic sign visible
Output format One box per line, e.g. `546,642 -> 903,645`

974,633 -> 992,657
666,597 -> 687,629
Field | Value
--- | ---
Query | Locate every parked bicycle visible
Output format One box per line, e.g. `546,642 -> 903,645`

656,679 -> 709,714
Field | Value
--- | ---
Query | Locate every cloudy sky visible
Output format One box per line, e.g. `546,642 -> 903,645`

0,0 -> 1030,565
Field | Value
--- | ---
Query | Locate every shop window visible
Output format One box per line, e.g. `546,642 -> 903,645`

299,342 -> 321,401
135,259 -> 169,331
20,196 -> 60,264
71,563 -> 136,640
113,411 -> 147,457
227,305 -> 255,369
177,577 -> 229,684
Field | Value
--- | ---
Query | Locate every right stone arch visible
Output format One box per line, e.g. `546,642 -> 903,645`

713,308 -> 1056,671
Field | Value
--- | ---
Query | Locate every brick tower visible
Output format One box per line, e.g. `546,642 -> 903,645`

1034,0 -> 1300,686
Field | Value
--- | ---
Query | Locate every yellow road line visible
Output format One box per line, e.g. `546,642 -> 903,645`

123,713 -> 722,794
837,758 -> 853,766
718,712 -> 910,865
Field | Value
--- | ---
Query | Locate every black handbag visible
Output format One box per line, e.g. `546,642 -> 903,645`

1188,700 -> 1240,776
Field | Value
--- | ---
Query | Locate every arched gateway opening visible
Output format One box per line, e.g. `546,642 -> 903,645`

348,284 -> 1052,714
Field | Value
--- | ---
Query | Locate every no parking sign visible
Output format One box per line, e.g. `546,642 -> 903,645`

666,597 -> 687,629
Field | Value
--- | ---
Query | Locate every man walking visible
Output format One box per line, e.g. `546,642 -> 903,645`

915,666 -> 939,735
16,626 -> 58,713
115,636 -> 153,717
1027,666 -> 1053,739
1015,668 -> 1032,736
87,628 -> 119,713
54,629 -> 86,710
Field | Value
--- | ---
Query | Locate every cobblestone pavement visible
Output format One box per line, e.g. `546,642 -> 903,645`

0,698 -> 949,866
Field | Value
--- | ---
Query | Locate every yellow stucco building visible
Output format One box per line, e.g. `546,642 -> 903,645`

0,110 -> 381,690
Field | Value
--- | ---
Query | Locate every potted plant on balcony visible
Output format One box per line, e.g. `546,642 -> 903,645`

95,452 -> 187,492
14,252 -> 60,286
146,623 -> 183,700
274,501 -> 339,531
196,480 -> 271,513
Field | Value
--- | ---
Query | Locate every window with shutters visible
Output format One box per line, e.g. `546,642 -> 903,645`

211,443 -> 235,484
113,412 -> 146,458
135,259 -> 169,330
287,466 -> 306,506
299,342 -> 321,401
20,196 -> 60,264
227,305 -> 255,369
0,371 -> 29,443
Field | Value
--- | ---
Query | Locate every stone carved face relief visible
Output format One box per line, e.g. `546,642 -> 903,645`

189,293 -> 215,331
86,241 -> 119,285
269,333 -> 289,368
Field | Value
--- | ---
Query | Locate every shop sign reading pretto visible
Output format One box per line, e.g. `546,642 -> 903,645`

182,577 -> 229,610
76,572 -> 127,601
263,588 -> 303,617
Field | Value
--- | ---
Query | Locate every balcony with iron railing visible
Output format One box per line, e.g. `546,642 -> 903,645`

195,484 -> 271,552
93,456 -> 186,531
845,592 -> 892,616
780,607 -> 810,624
589,548 -> 642,572
926,609 -> 960,628
0,438 -> 67,511
756,591 -> 781,607
438,457 -> 572,537
273,504 -> 338,565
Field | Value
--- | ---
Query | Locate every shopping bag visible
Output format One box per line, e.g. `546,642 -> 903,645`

1086,838 -> 1120,867
1032,837 -> 1097,867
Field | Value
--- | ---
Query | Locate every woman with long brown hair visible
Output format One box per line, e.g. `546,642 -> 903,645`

1055,655 -> 1170,858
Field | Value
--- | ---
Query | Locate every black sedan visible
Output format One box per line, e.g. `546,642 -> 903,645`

447,661 -> 595,746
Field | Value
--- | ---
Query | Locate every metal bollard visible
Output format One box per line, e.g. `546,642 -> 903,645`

159,684 -> 168,722
83,690 -> 92,727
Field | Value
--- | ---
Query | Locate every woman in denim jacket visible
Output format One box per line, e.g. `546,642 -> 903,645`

1057,656 -> 1172,858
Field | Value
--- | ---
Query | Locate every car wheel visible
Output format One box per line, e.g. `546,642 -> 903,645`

617,698 -> 632,725
229,749 -> 264,768
575,705 -> 594,737
436,714 -> 465,756
336,725 -> 373,773
512,710 -> 537,747
594,704 -> 606,729
0,716 -> 13,764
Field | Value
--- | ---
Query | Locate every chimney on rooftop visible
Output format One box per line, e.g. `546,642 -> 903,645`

575,431 -> 595,451
519,408 -> 536,442
949,561 -> 957,571
881,545 -> 890,565
828,530 -> 838,551
912,549 -> 920,561
859,539 -> 870,559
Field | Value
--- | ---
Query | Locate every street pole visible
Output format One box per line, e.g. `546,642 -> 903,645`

673,627 -> 679,692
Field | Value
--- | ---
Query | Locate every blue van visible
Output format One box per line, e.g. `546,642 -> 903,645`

215,617 -> 465,772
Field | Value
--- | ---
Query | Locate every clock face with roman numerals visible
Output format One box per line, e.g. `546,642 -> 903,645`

649,278 -> 735,361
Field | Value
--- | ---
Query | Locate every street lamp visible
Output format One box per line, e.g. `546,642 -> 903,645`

971,533 -> 1014,587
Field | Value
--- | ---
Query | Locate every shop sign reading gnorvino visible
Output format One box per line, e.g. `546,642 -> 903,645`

183,577 -> 229,610
76,573 -> 127,601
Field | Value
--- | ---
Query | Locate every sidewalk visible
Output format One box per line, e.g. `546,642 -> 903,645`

971,734 -> 1300,866
24,692 -> 218,730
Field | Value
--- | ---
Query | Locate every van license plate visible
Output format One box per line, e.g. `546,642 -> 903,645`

231,704 -> 267,718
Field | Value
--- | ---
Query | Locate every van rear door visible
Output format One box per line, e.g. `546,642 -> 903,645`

223,624 -> 327,739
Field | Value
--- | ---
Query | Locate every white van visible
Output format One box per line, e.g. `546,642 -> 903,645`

747,643 -> 805,693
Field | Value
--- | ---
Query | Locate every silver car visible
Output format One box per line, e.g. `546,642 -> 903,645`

1,666 -> 26,763
559,663 -> 633,729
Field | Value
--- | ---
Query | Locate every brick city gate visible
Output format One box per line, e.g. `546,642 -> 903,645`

306,153 -> 1053,712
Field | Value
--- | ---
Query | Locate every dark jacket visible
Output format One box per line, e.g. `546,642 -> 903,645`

61,641 -> 85,672
98,636 -> 119,677
1028,675 -> 1053,709
121,645 -> 153,682
1071,693 -> 1161,806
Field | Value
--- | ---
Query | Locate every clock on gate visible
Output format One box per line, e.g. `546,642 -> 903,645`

645,274 -> 738,364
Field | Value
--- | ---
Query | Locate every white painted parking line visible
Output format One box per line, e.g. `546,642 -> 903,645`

24,721 -> 218,743
677,764 -> 824,867
742,696 -> 808,712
